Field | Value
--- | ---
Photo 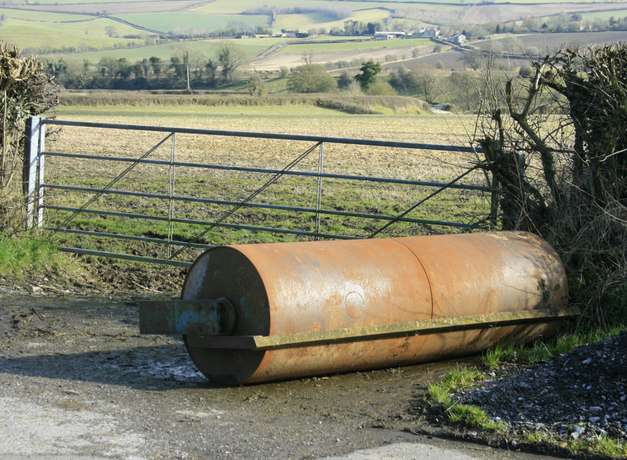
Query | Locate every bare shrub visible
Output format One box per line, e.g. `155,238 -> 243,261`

0,43 -> 58,233
475,45 -> 626,326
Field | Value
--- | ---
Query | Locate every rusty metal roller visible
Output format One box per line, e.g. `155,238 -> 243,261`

139,231 -> 571,385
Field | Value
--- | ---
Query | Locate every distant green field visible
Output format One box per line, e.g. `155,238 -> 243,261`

273,8 -> 391,31
119,12 -> 270,35
578,8 -> 627,20
0,8 -> 149,51
2,0 -> 625,67
46,35 -> 434,65
47,37 -> 282,64
279,37 -> 431,55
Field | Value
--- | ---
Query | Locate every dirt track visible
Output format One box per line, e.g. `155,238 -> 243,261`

0,294 -> 557,459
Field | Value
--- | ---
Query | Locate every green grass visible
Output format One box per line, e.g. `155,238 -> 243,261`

279,38 -> 431,55
40,104 -> 485,266
48,37 -> 281,64
482,327 -> 625,370
578,9 -> 627,21
428,366 -> 484,404
427,366 -> 506,432
0,9 -> 149,52
448,404 -> 506,431
0,235 -> 78,278
274,8 -> 390,32
570,435 -> 627,458
526,431 -> 627,458
57,102 -> 345,117
119,13 -> 269,35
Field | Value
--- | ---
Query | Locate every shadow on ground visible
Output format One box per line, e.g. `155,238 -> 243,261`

0,344 -> 210,390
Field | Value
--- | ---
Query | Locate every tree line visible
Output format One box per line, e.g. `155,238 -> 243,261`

47,46 -> 244,91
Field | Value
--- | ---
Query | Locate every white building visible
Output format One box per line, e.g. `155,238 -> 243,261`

414,27 -> 440,38
374,31 -> 406,40
450,33 -> 467,45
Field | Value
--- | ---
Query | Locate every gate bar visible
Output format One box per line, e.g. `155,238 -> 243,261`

59,247 -> 192,268
43,184 -> 480,229
43,151 -> 490,192
44,204 -> 356,240
47,227 -> 214,249
43,119 -> 479,153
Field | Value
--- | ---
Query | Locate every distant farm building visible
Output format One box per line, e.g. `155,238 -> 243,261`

275,29 -> 310,39
448,33 -> 467,45
374,31 -> 406,40
413,27 -> 440,38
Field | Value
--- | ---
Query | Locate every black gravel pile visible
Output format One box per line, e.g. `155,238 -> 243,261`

457,332 -> 627,441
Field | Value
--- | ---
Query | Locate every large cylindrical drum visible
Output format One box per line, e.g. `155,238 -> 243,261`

182,231 -> 568,384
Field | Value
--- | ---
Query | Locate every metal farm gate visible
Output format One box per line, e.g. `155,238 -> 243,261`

23,116 -> 493,268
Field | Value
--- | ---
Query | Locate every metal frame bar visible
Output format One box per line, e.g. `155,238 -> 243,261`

58,133 -> 173,229
46,227 -> 214,249
370,166 -> 481,237
31,117 -> 492,267
184,309 -> 577,350
315,142 -> 324,238
44,204 -> 356,240
59,247 -> 192,268
43,184 -> 480,229
23,116 -> 40,229
43,151 -> 489,192
171,140 -> 324,260
43,119 -> 479,153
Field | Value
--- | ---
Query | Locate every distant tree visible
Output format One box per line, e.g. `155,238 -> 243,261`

287,64 -> 335,93
104,25 -> 117,38
139,58 -> 150,79
149,56 -> 162,79
388,68 -> 419,95
205,59 -> 218,87
354,61 -> 381,91
518,65 -> 532,78
47,59 -> 68,80
415,71 -> 443,103
115,58 -> 132,80
279,66 -> 289,79
98,57 -> 117,77
337,71 -> 352,90
302,51 -> 314,65
462,51 -> 481,71
366,78 -> 396,95
218,45 -> 243,82
447,71 -> 479,111
366,22 -> 380,35
169,56 -> 185,81
247,73 -> 266,96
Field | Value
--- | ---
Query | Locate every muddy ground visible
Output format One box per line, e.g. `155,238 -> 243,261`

0,293 -> 561,460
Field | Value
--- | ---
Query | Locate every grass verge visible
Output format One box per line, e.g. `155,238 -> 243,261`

427,366 -> 506,432
526,431 -> 627,458
0,234 -> 82,279
426,328 -> 627,457
482,327 -> 625,370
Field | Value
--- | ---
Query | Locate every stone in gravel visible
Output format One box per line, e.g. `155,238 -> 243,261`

571,425 -> 585,439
